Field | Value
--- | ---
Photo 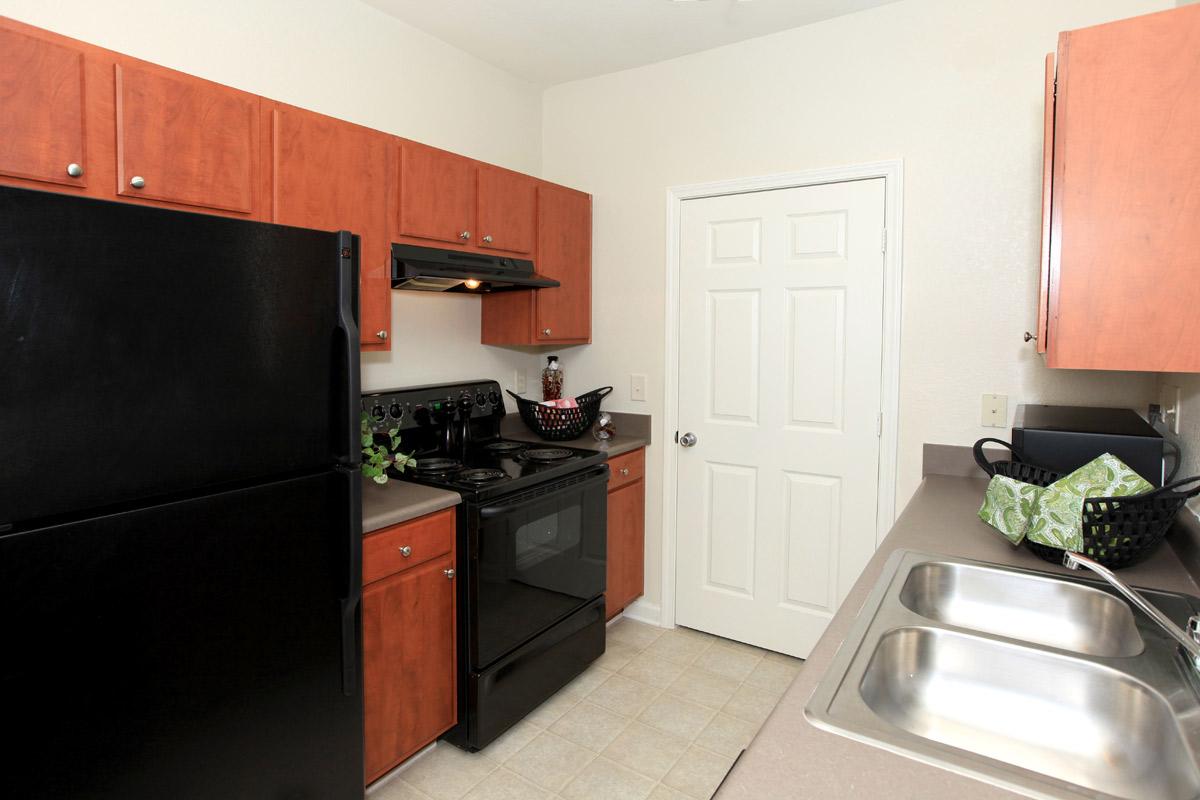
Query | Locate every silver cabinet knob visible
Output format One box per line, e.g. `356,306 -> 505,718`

482,235 -> 493,244
376,330 -> 388,340
541,328 -> 551,336
66,163 -> 83,178
444,568 -> 456,580
459,231 -> 471,241
399,546 -> 412,558
679,432 -> 698,448
1023,331 -> 1037,343
130,176 -> 146,189
619,468 -> 630,476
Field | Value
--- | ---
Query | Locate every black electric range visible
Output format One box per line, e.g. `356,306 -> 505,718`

403,439 -> 606,501
363,380 -> 609,752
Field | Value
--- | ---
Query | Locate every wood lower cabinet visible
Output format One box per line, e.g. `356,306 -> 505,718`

397,141 -> 475,246
271,104 -> 392,349
362,508 -> 457,784
481,182 -> 592,345
606,448 -> 646,621
114,60 -> 262,216
1040,5 -> 1200,371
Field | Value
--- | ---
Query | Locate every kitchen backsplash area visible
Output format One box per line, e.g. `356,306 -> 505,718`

361,293 -> 542,403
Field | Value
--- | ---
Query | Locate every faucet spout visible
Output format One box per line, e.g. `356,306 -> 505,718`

1063,551 -> 1200,671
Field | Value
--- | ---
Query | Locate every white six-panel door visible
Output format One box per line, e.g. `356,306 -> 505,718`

675,178 -> 886,658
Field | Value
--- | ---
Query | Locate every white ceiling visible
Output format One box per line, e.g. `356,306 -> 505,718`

362,0 -> 902,86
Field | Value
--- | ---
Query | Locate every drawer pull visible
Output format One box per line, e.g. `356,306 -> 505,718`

66,163 -> 83,178
619,468 -> 630,476
399,546 -> 412,557
130,175 -> 146,189
444,568 -> 456,580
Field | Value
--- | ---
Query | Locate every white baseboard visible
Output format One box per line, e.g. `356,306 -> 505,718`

620,598 -> 664,627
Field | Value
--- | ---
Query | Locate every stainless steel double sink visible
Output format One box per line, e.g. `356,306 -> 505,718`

805,550 -> 1200,800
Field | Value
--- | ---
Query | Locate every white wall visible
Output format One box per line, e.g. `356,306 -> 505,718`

0,0 -> 544,393
540,0 -> 1167,614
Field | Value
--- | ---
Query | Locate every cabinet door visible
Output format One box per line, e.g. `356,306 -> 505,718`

272,105 -> 392,349
1048,5 -> 1200,371
363,554 -> 457,782
397,142 -> 475,245
476,165 -> 536,254
0,27 -> 89,189
115,61 -> 260,215
1035,52 -> 1054,355
535,183 -> 592,343
606,474 -> 645,621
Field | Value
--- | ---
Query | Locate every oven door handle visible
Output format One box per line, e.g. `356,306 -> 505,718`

477,467 -> 610,519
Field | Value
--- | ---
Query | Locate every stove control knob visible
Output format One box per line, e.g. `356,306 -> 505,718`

370,404 -> 386,422
413,405 -> 429,425
488,389 -> 500,405
388,403 -> 404,420
476,391 -> 488,407
459,392 -> 474,410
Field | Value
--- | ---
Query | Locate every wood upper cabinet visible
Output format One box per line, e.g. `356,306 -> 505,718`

0,25 -> 89,190
605,448 -> 646,621
271,104 -> 392,348
1042,5 -> 1200,371
362,509 -> 457,783
476,165 -> 536,254
535,183 -> 592,342
397,142 -> 475,245
480,180 -> 592,345
114,60 -> 262,216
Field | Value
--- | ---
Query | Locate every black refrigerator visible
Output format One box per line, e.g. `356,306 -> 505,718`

0,186 -> 365,799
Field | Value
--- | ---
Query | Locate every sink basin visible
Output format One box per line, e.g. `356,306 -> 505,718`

806,550 -> 1200,800
899,561 -> 1144,657
861,627 -> 1199,800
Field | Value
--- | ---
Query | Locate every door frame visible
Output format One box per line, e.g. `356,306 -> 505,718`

658,159 -> 904,630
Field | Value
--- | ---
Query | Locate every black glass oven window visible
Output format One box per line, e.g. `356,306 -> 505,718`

472,479 -> 606,668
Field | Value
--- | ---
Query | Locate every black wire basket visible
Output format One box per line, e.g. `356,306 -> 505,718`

973,438 -> 1200,569
507,387 -> 613,441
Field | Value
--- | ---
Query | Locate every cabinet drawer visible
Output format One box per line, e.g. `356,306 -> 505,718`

607,448 -> 645,492
363,508 -> 455,585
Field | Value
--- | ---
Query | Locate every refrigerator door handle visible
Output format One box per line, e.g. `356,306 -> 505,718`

338,466 -> 363,697
334,231 -> 362,467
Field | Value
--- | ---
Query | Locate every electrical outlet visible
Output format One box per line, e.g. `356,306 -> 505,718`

1161,384 -> 1182,434
630,374 -> 647,402
981,394 -> 1008,428
514,370 -> 527,394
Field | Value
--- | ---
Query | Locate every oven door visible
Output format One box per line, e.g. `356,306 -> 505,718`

469,466 -> 608,669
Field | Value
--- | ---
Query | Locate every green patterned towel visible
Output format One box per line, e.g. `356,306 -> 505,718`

979,453 -> 1153,550
979,475 -> 1044,545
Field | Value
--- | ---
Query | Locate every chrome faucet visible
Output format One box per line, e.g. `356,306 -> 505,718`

1063,551 -> 1200,671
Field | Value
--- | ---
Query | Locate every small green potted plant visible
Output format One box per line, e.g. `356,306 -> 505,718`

361,412 -> 415,484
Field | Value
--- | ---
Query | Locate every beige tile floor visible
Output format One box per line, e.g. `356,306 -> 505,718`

369,619 -> 804,800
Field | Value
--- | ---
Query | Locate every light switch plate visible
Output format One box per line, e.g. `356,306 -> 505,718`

981,394 -> 1008,428
515,370 -> 527,394
631,373 -> 647,402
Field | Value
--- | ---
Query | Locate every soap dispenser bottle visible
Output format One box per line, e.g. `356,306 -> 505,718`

541,355 -> 563,401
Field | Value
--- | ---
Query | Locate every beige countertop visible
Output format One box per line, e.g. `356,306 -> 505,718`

716,474 -> 1200,800
361,477 -> 460,534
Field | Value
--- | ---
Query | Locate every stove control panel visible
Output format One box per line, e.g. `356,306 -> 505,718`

362,380 -> 506,435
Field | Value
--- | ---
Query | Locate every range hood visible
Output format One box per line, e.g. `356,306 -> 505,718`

391,243 -> 559,293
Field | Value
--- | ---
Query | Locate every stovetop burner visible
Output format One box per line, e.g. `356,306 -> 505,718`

457,468 -> 510,484
521,447 -> 574,463
484,441 -> 527,454
414,457 -> 461,474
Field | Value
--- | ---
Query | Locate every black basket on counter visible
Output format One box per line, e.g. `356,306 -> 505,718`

507,387 -> 613,441
973,438 -> 1200,569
